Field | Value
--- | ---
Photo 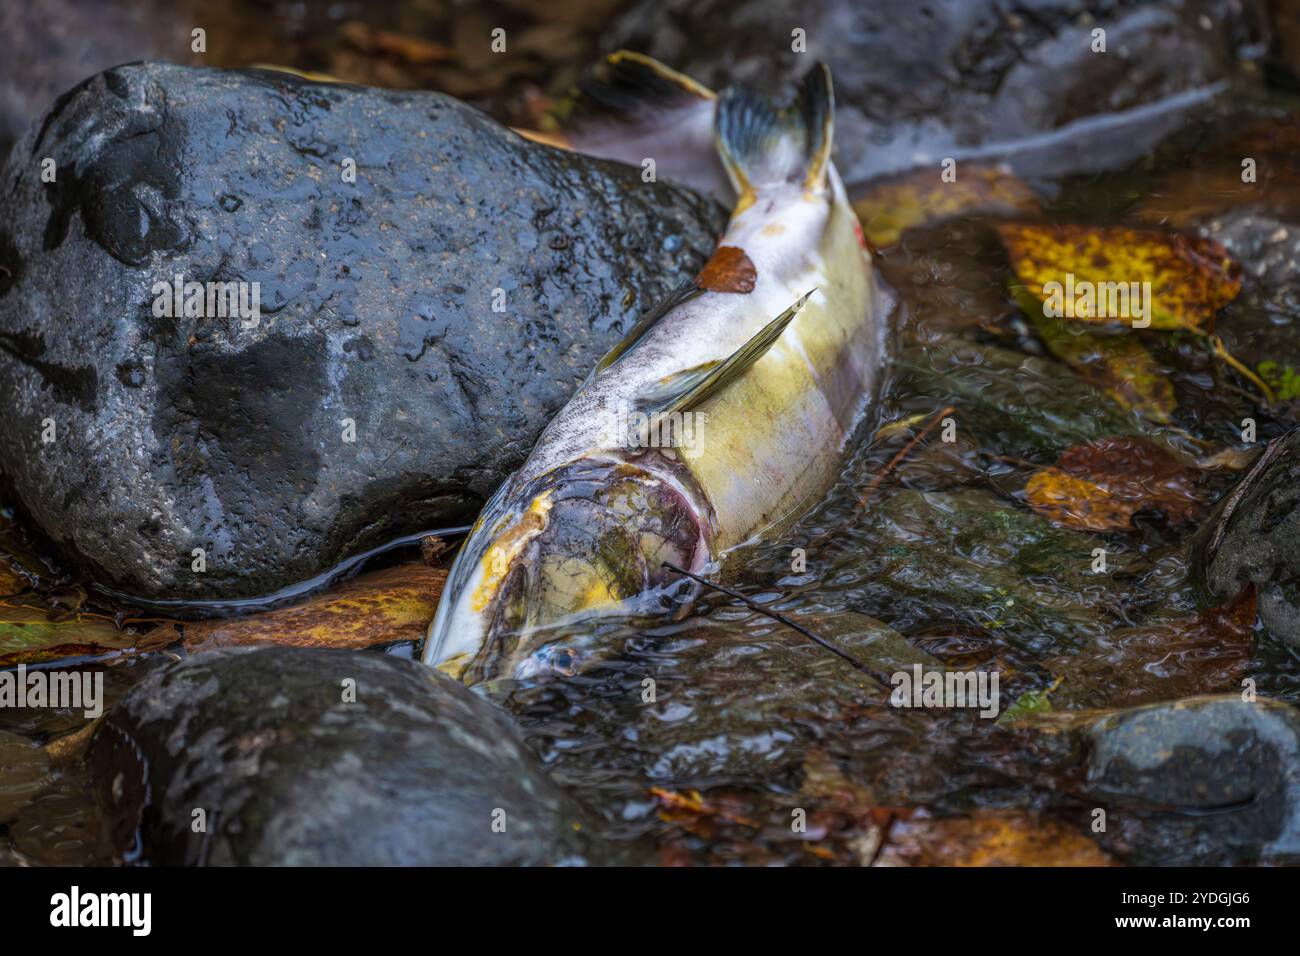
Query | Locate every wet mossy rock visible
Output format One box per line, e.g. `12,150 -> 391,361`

1086,695 -> 1300,864
90,647 -> 618,865
1193,426 -> 1300,647
0,62 -> 726,601
605,0 -> 1266,184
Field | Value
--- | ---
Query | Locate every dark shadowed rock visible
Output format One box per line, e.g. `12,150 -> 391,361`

603,0 -> 1268,184
1085,695 -> 1300,864
90,647 -> 621,865
1193,426 -> 1300,646
0,62 -> 725,602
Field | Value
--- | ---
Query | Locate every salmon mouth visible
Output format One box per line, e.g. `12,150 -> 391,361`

423,453 -> 713,684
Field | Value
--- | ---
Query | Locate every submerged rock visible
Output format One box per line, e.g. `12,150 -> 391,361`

1193,426 -> 1300,646
603,0 -> 1267,185
1085,694 -> 1300,864
90,647 -> 616,865
0,62 -> 725,602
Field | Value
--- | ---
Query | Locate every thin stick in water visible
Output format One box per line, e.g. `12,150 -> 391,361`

661,561 -> 891,689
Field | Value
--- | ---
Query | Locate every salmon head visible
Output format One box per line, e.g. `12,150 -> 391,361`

422,456 -> 712,683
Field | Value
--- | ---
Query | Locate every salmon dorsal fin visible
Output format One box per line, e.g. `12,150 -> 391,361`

559,50 -> 716,131
593,282 -> 704,377
715,63 -> 834,204
636,289 -> 816,417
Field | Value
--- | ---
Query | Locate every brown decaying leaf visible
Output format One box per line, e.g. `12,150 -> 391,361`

649,787 -> 759,830
0,559 -> 24,596
1136,116 -> 1300,228
183,563 -> 446,653
695,245 -> 757,294
339,21 -> 456,65
876,810 -> 1115,866
1046,584 -> 1256,710
1023,436 -> 1205,532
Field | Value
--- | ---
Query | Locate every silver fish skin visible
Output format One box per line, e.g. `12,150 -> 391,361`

423,61 -> 882,683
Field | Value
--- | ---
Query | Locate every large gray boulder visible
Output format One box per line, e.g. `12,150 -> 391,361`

90,647 -> 620,865
0,62 -> 725,602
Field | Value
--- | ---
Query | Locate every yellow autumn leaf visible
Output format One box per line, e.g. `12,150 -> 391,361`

0,604 -> 137,666
182,562 -> 446,652
852,165 -> 1039,247
996,223 -> 1241,332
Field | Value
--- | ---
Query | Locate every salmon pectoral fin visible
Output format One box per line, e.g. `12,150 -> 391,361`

637,289 -> 816,417
715,63 -> 834,199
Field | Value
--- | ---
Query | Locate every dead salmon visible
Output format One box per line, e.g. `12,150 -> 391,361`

423,57 -> 884,683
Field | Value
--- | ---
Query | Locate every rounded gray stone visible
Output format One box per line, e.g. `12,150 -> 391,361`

91,647 -> 617,865
0,61 -> 725,602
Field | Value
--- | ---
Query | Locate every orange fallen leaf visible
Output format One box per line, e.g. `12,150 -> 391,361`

877,810 -> 1115,866
0,559 -> 25,596
183,563 -> 446,652
1024,436 -> 1205,532
648,787 -> 759,829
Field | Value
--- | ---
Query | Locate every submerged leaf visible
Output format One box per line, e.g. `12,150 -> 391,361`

997,678 -> 1061,726
997,223 -> 1241,332
0,605 -> 136,667
1024,436 -> 1205,532
183,563 -> 446,652
1045,584 -> 1256,710
1016,286 -> 1176,422
852,165 -> 1039,247
876,811 -> 1115,866
1136,116 -> 1300,228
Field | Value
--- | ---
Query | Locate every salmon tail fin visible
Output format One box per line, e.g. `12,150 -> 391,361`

551,51 -> 731,201
714,63 -> 834,203
556,50 -> 715,133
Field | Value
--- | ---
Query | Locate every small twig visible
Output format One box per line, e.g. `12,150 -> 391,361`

661,561 -> 891,688
1210,334 -> 1274,406
859,405 -> 956,505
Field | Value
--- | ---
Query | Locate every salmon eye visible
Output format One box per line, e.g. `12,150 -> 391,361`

526,644 -> 580,678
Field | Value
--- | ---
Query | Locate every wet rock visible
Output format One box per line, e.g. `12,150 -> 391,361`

1085,694 -> 1300,864
1193,426 -> 1300,646
603,0 -> 1268,185
0,62 -> 725,602
90,647 -> 618,865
